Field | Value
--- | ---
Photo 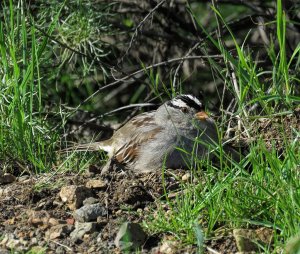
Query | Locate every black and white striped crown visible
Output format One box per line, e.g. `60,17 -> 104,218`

167,94 -> 203,111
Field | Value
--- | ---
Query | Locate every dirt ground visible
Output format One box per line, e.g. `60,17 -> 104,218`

0,166 -> 240,254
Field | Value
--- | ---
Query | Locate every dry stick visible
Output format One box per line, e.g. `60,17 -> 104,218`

224,99 -> 238,138
172,42 -> 201,91
34,24 -> 89,58
50,240 -> 72,252
118,0 -> 167,64
211,0 -> 231,102
211,0 -> 234,119
257,16 -> 270,45
172,4 -> 218,91
34,20 -> 147,89
35,18 -> 150,105
59,56 -> 221,134
247,17 -> 270,114
206,246 -> 221,254
213,7 -> 249,122
230,63 -> 249,120
229,62 -> 251,138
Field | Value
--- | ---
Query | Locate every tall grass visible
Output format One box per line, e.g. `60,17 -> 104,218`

146,138 -> 299,250
0,1 -> 62,172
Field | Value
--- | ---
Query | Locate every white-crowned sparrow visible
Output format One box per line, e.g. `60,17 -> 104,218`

74,94 -> 238,173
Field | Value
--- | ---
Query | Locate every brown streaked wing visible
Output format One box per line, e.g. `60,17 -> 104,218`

130,113 -> 155,127
114,127 -> 162,165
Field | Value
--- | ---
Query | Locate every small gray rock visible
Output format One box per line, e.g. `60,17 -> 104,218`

114,222 -> 147,251
83,197 -> 99,206
1,233 -> 28,252
73,203 -> 106,222
70,222 -> 98,242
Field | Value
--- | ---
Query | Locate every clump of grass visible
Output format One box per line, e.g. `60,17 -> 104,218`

146,137 -> 299,251
0,1 -> 117,174
0,1 -> 62,172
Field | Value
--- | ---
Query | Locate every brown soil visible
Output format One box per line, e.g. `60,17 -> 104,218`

0,167 -> 238,254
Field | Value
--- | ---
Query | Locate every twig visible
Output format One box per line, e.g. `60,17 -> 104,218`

113,55 -> 222,85
257,17 -> 270,45
104,103 -> 156,115
118,0 -> 167,64
229,62 -> 240,101
172,42 -> 201,91
50,240 -> 72,251
206,246 -> 221,254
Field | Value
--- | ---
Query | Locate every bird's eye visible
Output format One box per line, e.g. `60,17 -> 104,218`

181,107 -> 188,113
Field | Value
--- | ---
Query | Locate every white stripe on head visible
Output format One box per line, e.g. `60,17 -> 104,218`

171,98 -> 190,108
169,94 -> 202,110
183,94 -> 202,107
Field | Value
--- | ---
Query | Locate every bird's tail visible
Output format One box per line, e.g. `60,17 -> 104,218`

61,141 -> 111,153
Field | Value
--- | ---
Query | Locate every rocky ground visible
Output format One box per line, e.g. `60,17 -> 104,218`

0,166 -> 275,254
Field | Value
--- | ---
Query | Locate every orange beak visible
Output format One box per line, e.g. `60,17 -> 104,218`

195,111 -> 209,121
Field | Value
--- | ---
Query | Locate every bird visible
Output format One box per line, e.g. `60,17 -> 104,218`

72,94 -> 240,174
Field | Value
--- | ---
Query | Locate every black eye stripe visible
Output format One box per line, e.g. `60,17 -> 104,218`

167,101 -> 181,109
176,95 -> 202,111
167,95 -> 203,111
167,103 -> 188,113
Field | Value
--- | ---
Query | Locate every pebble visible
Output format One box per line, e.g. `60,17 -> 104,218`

181,173 -> 191,182
27,210 -> 50,228
0,187 -> 9,197
70,222 -> 99,242
56,246 -> 66,254
73,203 -> 107,222
30,237 -> 38,245
0,233 -> 28,252
159,240 -> 177,254
85,179 -> 107,189
46,224 -> 74,240
59,185 -> 93,210
83,197 -> 99,206
0,248 -> 9,254
115,210 -> 122,216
